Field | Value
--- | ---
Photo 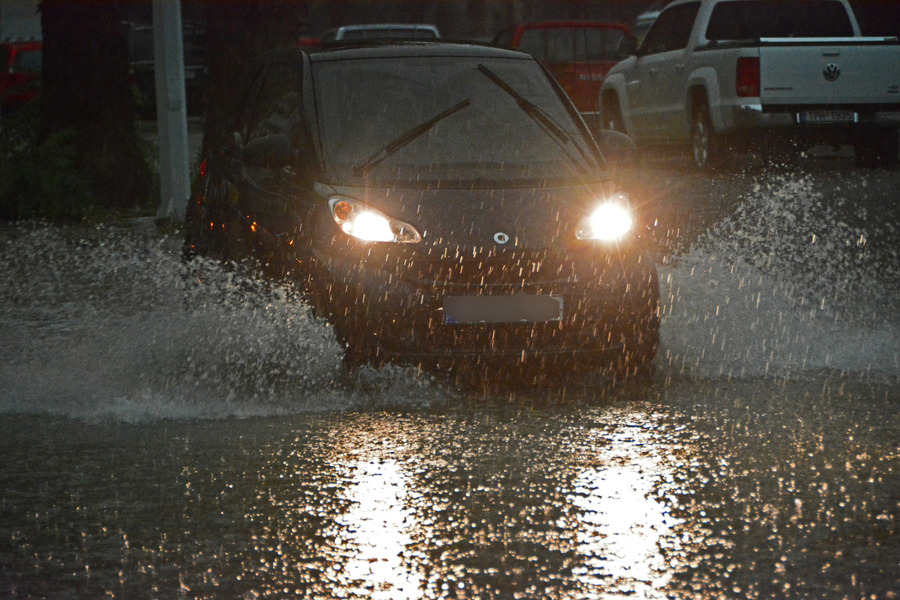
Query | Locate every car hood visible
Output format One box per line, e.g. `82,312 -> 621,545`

323,182 -> 614,250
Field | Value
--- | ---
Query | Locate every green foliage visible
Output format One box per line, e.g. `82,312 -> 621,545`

0,102 -> 94,220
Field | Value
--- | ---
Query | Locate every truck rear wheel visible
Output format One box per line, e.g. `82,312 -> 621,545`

690,104 -> 724,171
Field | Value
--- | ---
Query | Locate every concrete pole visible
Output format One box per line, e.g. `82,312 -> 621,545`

152,0 -> 190,223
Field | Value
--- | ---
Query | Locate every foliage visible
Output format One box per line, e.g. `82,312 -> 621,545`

39,0 -> 155,213
0,102 -> 93,220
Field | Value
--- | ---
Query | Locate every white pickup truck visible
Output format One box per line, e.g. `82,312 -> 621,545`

599,0 -> 900,168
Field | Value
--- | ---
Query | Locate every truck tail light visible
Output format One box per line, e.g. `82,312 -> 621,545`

736,57 -> 760,97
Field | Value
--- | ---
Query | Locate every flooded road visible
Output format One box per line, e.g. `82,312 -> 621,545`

1,155 -> 898,598
1,380 -> 897,599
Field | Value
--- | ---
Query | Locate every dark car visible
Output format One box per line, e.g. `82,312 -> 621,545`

299,24 -> 441,50
124,22 -> 207,117
0,41 -> 42,114
493,22 -> 632,116
183,42 -> 659,381
321,23 -> 441,42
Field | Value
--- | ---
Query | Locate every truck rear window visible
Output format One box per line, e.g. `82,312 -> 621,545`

706,0 -> 854,40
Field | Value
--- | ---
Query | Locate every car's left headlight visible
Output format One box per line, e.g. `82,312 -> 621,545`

575,192 -> 634,242
329,196 -> 422,243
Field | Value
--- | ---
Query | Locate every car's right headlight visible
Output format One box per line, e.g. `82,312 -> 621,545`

575,192 -> 634,243
328,196 -> 422,243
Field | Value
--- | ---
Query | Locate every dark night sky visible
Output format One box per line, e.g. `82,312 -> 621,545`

122,0 -> 900,41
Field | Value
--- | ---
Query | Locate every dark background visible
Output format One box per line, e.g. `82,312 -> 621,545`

150,0 -> 898,40
122,1 -> 662,41
11,0 -> 898,218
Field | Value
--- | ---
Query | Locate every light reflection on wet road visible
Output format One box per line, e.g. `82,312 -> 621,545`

2,375 -> 896,599
340,454 -> 420,598
570,417 -> 680,597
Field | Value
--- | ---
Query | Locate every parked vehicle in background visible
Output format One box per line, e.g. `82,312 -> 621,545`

184,42 -> 659,382
0,40 -> 42,114
297,35 -> 322,48
321,23 -> 440,42
124,21 -> 208,118
600,0 -> 900,169
632,5 -> 662,44
492,21 -> 631,118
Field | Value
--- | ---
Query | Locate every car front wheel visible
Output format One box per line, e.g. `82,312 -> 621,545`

602,93 -> 627,133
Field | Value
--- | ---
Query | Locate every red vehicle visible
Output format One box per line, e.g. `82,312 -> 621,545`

0,41 -> 42,113
493,22 -> 631,115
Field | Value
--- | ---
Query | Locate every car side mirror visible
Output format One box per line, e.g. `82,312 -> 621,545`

597,129 -> 637,167
243,134 -> 292,169
618,35 -> 639,57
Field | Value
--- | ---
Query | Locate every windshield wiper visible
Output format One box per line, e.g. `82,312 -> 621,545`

353,99 -> 471,177
477,64 -> 570,142
477,64 -> 590,169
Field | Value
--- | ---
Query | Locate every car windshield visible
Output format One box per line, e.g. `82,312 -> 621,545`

311,55 -> 601,184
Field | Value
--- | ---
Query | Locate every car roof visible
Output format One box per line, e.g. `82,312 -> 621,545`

321,23 -> 442,42
307,41 -> 531,63
333,23 -> 439,33
510,21 -> 630,32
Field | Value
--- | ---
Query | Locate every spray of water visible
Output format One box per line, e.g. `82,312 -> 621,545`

0,222 -> 447,421
659,170 -> 899,380
2,173 -> 896,422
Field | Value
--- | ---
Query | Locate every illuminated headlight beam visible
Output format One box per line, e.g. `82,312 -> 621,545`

329,196 -> 422,243
576,193 -> 635,242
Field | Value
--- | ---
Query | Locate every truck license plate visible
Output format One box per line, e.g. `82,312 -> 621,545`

798,110 -> 855,124
443,295 -> 563,324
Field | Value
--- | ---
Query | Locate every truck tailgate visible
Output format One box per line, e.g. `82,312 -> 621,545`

759,38 -> 900,108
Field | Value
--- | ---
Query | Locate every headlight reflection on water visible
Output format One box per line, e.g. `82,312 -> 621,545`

240,409 -> 698,599
302,410 -> 694,599
569,417 -> 684,598
340,457 -> 421,599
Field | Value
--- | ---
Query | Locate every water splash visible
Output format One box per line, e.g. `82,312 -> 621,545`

0,222 -> 445,422
2,175 -> 896,423
659,171 -> 899,380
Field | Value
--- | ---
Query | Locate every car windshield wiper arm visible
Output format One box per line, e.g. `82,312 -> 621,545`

477,64 -> 570,143
354,99 -> 471,177
477,64 -> 590,170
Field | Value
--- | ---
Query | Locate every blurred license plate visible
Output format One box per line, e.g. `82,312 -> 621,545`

798,110 -> 854,124
443,295 -> 563,324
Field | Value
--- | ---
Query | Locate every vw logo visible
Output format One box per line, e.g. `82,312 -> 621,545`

823,63 -> 840,82
493,232 -> 510,245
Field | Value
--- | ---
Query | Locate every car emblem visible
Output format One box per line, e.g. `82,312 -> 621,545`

493,232 -> 510,244
823,63 -> 840,82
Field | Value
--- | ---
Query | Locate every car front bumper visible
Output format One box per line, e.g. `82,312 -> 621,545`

310,240 -> 660,367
